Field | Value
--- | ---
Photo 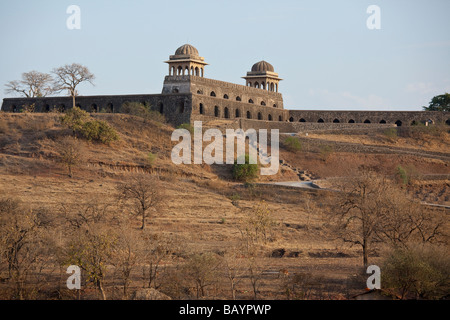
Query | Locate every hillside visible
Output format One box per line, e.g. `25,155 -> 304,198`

0,112 -> 448,300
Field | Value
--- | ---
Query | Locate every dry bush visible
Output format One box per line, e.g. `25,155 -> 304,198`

55,136 -> 84,178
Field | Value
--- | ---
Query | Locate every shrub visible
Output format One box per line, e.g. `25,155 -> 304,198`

60,106 -> 90,132
283,136 -> 302,152
146,152 -> 156,166
396,165 -> 409,185
176,123 -> 194,134
318,145 -> 333,162
383,128 -> 398,142
232,154 -> 259,182
79,120 -> 119,144
381,246 -> 450,299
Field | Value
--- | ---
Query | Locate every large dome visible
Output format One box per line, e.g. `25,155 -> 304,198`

251,60 -> 275,72
175,44 -> 199,56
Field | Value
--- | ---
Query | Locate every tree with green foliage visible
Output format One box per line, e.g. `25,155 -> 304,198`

422,93 -> 450,112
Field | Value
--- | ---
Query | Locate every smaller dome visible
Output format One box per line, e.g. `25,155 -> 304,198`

251,61 -> 274,72
175,44 -> 199,56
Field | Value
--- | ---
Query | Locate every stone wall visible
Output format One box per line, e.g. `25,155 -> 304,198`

0,93 -> 193,126
288,110 -> 450,126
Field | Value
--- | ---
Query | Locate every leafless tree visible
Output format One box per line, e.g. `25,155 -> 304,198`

5,71 -> 54,98
56,135 -> 84,178
331,168 -> 390,267
52,63 -> 95,109
223,246 -> 246,300
0,198 -> 51,299
117,174 -> 164,230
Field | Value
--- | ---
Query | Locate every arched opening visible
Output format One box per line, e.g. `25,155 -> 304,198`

446,119 -> 450,126
318,118 -> 324,123
159,103 -> 164,114
364,119 -> 371,124
223,94 -> 229,99
254,82 -> 259,89
258,112 -> 262,120
191,66 -> 194,75
299,118 -> 306,122
248,99 -> 254,104
379,120 -> 386,124
261,101 -> 266,106
224,107 -> 230,119
172,88 -> 179,93
247,82 -> 252,87
76,103 -> 82,109
395,120 -> 402,127
171,66 -> 175,76
210,91 -> 216,97
411,120 -> 419,126
236,96 -> 241,101
199,103 -> 204,115
246,111 -> 252,119
185,67 -> 189,75
273,104 -> 277,108
348,119 -> 355,123
90,104 -> 98,113
235,109 -> 241,118
214,106 -> 220,117
107,103 -> 114,113
59,104 -> 66,112
177,66 -> 182,75
270,83 -> 274,91
279,115 -> 283,121
289,117 -> 294,122
12,105 -> 17,113
44,104 -> 50,112
333,119 -> 340,123
268,114 -> 273,121
197,90 -> 203,94
195,67 -> 199,76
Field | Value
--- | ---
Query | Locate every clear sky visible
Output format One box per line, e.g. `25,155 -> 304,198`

1,0 -> 449,111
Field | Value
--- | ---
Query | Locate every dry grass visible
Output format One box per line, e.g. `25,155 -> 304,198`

0,113 -> 448,300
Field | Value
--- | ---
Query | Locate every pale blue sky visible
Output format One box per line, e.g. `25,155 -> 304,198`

1,0 -> 449,111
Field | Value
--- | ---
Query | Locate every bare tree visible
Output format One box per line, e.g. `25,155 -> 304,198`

5,71 -> 54,98
117,174 -> 164,230
183,252 -> 221,298
223,246 -> 246,300
52,63 -> 95,109
0,198 -> 51,299
56,136 -> 84,178
331,168 -> 389,267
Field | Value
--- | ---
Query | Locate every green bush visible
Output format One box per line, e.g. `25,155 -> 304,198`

232,154 -> 259,182
60,106 -> 90,132
283,136 -> 302,152
176,123 -> 194,134
383,128 -> 398,142
396,165 -> 409,185
79,120 -> 119,144
146,152 -> 156,166
318,145 -> 334,162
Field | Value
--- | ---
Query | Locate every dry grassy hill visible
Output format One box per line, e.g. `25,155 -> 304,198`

0,112 -> 448,300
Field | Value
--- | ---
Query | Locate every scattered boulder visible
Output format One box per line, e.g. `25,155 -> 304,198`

271,248 -> 286,258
